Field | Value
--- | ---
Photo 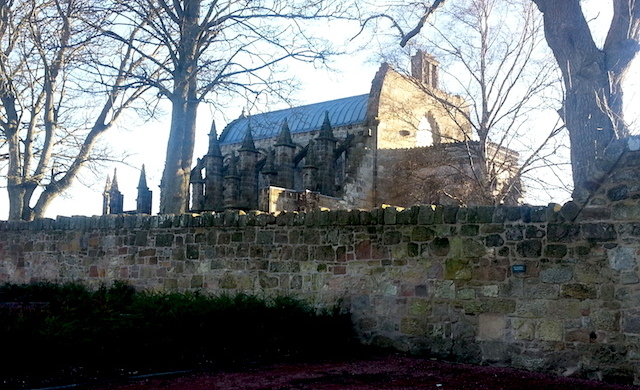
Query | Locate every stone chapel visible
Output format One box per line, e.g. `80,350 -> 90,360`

187,51 -> 522,213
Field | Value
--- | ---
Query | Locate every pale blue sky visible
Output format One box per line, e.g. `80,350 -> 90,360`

3,0 -> 637,219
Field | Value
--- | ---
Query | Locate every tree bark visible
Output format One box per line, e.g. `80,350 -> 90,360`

159,0 -> 200,215
532,0 -> 640,201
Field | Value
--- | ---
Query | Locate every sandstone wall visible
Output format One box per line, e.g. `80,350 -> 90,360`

0,202 -> 638,383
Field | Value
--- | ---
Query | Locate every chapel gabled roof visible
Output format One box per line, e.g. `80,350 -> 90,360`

218,94 -> 370,145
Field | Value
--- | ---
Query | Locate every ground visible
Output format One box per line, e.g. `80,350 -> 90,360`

91,355 -> 638,390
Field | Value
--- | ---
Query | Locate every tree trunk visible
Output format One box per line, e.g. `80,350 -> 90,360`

159,93 -> 198,215
159,0 -> 200,215
533,0 -> 639,201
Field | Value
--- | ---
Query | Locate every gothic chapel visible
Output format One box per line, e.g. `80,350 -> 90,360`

188,51 -> 521,213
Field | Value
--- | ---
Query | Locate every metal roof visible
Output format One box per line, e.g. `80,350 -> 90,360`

219,94 -> 370,145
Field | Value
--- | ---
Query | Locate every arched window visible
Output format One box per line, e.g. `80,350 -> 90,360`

416,113 -> 440,147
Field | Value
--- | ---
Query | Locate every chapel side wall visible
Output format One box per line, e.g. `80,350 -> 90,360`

1,199 -> 640,384
375,70 -> 469,150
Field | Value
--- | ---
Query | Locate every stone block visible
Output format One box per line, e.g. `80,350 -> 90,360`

470,206 -> 492,223
480,224 -> 505,234
400,317 -> 426,336
579,206 -> 612,221
512,318 -> 536,340
574,263 -> 605,284
525,226 -> 545,239
190,275 -> 203,288
383,206 -> 398,225
623,312 -> 640,334
487,299 -> 516,314
581,223 -> 617,242
505,226 -> 523,241
548,300 -> 581,319
407,242 -> 420,257
155,233 -> 174,247
460,224 -> 479,236
608,246 -> 636,271
258,271 -> 279,288
540,268 -> 573,284
435,280 -> 455,299
383,230 -> 402,245
256,230 -> 274,245
269,261 -> 300,273
480,285 -> 499,297
415,284 -> 428,296
565,328 -> 592,343
561,283 -> 597,299
560,201 -> 580,221
537,320 -> 563,341
529,206 -> 547,223
443,206 -> 459,224
417,205 -> 436,224
613,204 -> 640,220
163,278 -> 178,290
593,311 -> 620,331
484,234 -> 504,247
516,240 -> 542,258
544,244 -> 567,258
457,288 -> 476,300
494,207 -> 522,223
450,237 -> 486,258
608,185 -> 629,201
547,224 -> 581,243
411,226 -> 435,242
523,283 -> 560,299
516,300 -> 547,318
314,245 -> 335,261
186,244 -> 199,260
430,237 -> 450,256
445,258 -> 471,280
621,271 -> 640,284
407,298 -> 432,316
478,313 -> 506,341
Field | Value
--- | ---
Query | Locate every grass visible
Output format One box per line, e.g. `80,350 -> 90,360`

0,281 -> 356,389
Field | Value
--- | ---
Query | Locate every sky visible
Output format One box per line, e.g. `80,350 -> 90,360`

1,0 -> 637,220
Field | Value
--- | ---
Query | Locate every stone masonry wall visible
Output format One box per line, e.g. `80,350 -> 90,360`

0,204 -> 638,383
1,137 -> 640,384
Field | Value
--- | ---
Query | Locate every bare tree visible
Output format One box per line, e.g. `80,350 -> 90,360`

361,0 -> 640,203
370,0 -> 567,205
106,0 -> 351,215
0,0 -> 152,221
531,0 -> 640,201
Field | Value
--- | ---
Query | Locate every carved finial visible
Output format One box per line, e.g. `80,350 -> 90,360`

207,120 -> 222,156
318,111 -> 334,139
104,175 -> 112,193
240,124 -> 256,151
275,118 -> 294,146
138,164 -> 148,189
111,168 -> 119,192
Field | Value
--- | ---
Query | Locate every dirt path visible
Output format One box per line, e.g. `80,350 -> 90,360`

90,355 -> 638,390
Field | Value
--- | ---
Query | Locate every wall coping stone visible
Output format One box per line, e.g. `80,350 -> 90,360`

0,204 -> 572,231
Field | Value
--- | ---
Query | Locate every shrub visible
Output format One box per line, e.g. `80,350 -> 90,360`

0,282 -> 356,389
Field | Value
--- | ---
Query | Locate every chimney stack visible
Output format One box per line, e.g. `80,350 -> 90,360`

411,50 -> 439,89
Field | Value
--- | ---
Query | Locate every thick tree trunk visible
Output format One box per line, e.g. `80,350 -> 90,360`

533,0 -> 639,202
158,0 -> 200,215
159,94 -> 198,215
